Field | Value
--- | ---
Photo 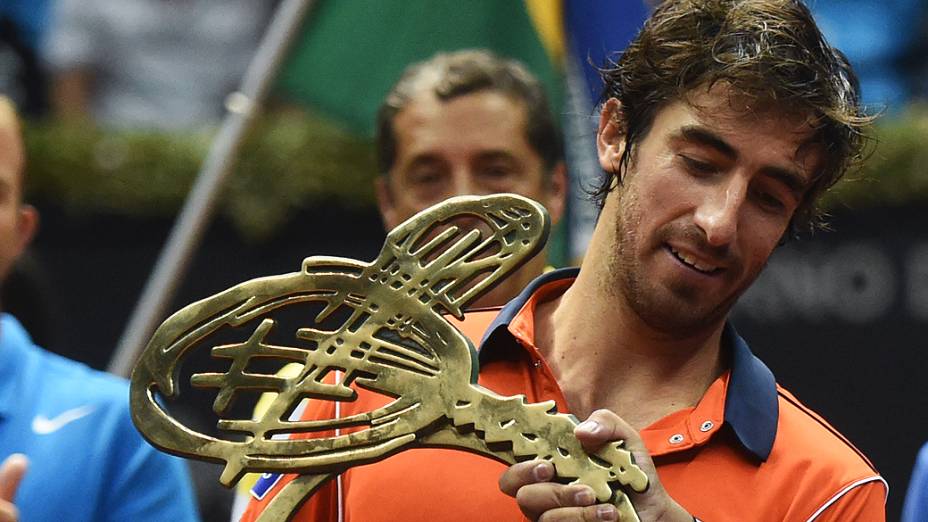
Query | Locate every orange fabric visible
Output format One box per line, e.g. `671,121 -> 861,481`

242,279 -> 885,522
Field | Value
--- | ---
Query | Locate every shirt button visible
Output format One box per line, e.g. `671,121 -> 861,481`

532,360 -> 542,368
699,421 -> 714,432
668,433 -> 685,444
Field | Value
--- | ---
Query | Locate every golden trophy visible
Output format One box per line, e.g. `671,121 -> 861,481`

130,194 -> 647,521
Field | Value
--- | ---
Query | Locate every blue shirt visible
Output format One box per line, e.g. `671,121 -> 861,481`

0,314 -> 200,522
903,442 -> 928,522
0,0 -> 50,48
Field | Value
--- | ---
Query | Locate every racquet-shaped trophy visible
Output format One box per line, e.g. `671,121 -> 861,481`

130,194 -> 648,521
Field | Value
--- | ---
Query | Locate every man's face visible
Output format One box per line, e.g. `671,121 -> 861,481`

0,117 -> 35,284
596,85 -> 821,335
378,90 -> 563,227
377,89 -> 565,307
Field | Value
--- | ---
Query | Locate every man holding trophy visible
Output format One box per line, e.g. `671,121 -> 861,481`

231,0 -> 886,519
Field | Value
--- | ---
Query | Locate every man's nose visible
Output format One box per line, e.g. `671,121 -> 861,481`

693,177 -> 746,247
451,170 -> 478,196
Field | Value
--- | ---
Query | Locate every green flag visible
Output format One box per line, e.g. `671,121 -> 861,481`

276,0 -> 563,137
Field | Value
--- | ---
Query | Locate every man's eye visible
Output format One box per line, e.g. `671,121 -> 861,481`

679,155 -> 718,175
479,165 -> 513,179
753,189 -> 786,212
408,170 -> 443,184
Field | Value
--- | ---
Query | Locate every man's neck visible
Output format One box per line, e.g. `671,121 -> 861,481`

533,272 -> 726,430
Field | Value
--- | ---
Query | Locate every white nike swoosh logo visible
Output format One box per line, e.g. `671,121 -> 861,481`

31,405 -> 97,434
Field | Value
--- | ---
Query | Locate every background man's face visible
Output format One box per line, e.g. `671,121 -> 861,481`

0,117 -> 32,284
377,89 -> 565,307
596,85 -> 821,335
377,90 -> 561,228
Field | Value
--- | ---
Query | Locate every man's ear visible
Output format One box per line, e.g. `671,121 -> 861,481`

596,98 -> 627,176
13,204 -> 38,258
374,176 -> 399,230
544,161 -> 568,226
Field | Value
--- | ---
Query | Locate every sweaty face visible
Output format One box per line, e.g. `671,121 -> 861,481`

378,90 -> 564,307
596,86 -> 821,335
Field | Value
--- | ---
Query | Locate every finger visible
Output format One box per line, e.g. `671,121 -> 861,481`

499,460 -> 554,497
0,501 -> 18,522
537,503 -> 621,522
574,409 -> 643,452
515,483 -> 598,521
0,455 -> 27,502
575,410 -> 655,494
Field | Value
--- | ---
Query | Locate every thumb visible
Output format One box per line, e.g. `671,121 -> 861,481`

574,409 -> 647,454
0,454 -> 28,502
574,409 -> 655,487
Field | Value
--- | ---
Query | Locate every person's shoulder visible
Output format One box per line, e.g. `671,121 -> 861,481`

908,440 -> 928,482
773,384 -> 882,483
34,346 -> 130,406
917,440 -> 928,465
763,385 -> 887,519
3,315 -> 132,426
41,348 -> 126,387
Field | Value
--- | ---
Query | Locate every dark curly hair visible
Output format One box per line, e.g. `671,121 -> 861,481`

596,0 -> 873,234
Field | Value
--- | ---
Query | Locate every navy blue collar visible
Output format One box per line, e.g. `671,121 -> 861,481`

478,267 -> 778,461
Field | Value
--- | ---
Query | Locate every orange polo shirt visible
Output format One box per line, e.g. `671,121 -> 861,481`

241,268 -> 886,522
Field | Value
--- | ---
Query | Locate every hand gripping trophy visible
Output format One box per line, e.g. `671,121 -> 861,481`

129,194 -> 648,521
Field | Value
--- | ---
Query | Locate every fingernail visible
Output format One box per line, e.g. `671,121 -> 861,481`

532,462 -> 553,481
597,504 -> 618,521
574,488 -> 594,505
577,420 -> 601,435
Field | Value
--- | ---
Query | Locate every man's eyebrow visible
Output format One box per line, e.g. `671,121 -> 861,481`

675,125 -> 810,194
475,150 -> 520,163
675,125 -> 737,159
406,153 -> 445,167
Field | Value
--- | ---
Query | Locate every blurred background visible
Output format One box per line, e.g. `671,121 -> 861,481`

1,0 -> 926,520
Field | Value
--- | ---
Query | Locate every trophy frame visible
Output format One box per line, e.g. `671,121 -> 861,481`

130,194 -> 647,521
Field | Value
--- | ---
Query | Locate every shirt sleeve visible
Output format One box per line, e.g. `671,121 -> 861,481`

103,399 -> 201,522
902,442 -> 928,522
808,478 -> 887,522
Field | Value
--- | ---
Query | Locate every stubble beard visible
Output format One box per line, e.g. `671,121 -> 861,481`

603,193 -> 744,338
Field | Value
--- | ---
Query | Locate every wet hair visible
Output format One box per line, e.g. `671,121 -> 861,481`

376,49 -> 563,175
596,0 -> 872,234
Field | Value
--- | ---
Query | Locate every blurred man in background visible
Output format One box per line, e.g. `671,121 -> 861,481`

372,49 -> 566,307
0,96 -> 200,521
42,0 -> 270,129
232,48 -> 566,520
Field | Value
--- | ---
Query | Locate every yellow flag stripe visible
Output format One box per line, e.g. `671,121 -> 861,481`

524,0 -> 566,68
